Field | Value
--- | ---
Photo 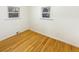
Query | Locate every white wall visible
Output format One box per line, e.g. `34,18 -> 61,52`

29,6 -> 79,47
0,6 -> 29,41
1,6 -> 79,47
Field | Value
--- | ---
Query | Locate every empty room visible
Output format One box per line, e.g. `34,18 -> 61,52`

0,6 -> 79,52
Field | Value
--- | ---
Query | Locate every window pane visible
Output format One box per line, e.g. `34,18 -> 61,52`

8,13 -> 19,18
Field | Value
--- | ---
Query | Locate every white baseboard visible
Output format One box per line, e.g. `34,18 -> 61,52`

1,28 -> 79,48
30,28 -> 79,48
0,28 -> 29,41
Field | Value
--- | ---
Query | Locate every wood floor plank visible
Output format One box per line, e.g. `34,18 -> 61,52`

41,38 -> 57,52
2,31 -> 36,52
0,30 -> 79,52
0,30 -> 33,51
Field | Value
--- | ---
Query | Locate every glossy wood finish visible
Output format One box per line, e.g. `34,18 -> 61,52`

0,30 -> 79,52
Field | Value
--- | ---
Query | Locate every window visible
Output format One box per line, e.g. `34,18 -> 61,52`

8,6 -> 20,18
42,7 -> 50,19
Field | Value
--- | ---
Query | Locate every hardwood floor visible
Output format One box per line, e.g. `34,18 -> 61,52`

0,30 -> 79,52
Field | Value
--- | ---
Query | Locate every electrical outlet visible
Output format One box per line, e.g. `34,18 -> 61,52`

16,32 -> 19,36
